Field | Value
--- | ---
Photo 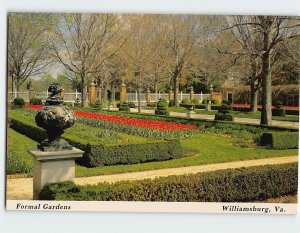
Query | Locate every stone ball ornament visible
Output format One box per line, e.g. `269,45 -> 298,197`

35,83 -> 75,151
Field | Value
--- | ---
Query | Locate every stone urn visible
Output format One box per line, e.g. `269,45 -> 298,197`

35,83 -> 75,151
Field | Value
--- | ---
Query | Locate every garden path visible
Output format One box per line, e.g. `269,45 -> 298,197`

6,155 -> 298,200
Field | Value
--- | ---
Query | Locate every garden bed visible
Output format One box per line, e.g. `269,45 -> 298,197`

9,108 -> 183,167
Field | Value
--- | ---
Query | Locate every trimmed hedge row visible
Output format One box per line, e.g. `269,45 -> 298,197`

214,113 -> 234,121
39,163 -> 298,202
260,132 -> 299,149
9,117 -> 183,167
73,138 -> 182,167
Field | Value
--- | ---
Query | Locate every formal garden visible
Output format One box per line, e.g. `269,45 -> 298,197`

6,13 -> 299,203
7,97 -> 299,202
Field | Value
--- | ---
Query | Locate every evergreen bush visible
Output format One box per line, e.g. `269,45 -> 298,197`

93,100 -> 102,112
119,102 -> 130,112
13,98 -> 25,106
29,98 -> 42,105
215,103 -> 233,121
155,98 -> 169,116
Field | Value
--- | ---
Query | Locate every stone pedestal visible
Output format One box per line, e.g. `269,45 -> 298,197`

189,87 -> 194,102
168,90 -> 174,102
187,110 -> 195,119
28,147 -> 84,200
60,88 -> 65,99
120,82 -> 127,103
89,82 -> 96,105
29,89 -> 35,101
146,89 -> 151,105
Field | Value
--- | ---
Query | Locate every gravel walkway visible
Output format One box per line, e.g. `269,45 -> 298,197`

6,155 -> 298,200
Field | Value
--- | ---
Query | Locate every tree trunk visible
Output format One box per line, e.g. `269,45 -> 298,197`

250,82 -> 258,112
154,79 -> 158,102
260,30 -> 272,125
103,84 -> 108,107
173,71 -> 180,107
111,85 -> 116,107
81,75 -> 89,108
97,78 -> 102,101
138,81 -> 142,113
15,79 -> 20,98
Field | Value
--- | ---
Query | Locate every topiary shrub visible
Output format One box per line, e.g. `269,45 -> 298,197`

13,98 -> 25,106
260,132 -> 298,149
272,107 -> 286,117
128,102 -> 136,108
30,97 -> 42,105
119,102 -> 130,112
218,104 -> 233,114
214,113 -> 234,121
214,103 -> 233,121
93,100 -> 102,112
155,98 -> 169,116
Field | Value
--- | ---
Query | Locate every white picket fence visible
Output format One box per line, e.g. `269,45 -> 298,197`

8,91 -> 83,103
8,90 -> 210,106
126,92 -> 210,105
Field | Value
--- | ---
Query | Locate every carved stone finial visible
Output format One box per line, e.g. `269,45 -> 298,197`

35,83 -> 75,151
46,83 -> 64,105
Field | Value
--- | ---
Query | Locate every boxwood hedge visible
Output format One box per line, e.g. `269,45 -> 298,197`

39,163 -> 298,202
9,116 -> 183,167
260,132 -> 299,149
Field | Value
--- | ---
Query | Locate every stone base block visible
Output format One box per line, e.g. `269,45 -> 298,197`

28,147 -> 83,200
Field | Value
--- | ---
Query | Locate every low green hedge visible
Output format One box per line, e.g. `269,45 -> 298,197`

214,113 -> 234,121
260,132 -> 299,149
9,115 -> 183,167
30,98 -> 43,105
119,102 -> 130,112
73,138 -> 182,167
13,98 -> 25,106
39,163 -> 298,202
272,108 -> 286,117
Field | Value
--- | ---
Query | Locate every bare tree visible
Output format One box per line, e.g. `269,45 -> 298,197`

224,16 -> 300,124
163,15 -> 207,106
8,13 -> 51,97
120,15 -> 160,112
49,13 -> 125,107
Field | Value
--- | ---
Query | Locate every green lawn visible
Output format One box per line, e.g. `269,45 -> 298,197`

7,127 -> 298,177
76,133 -> 297,177
7,128 -> 36,174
